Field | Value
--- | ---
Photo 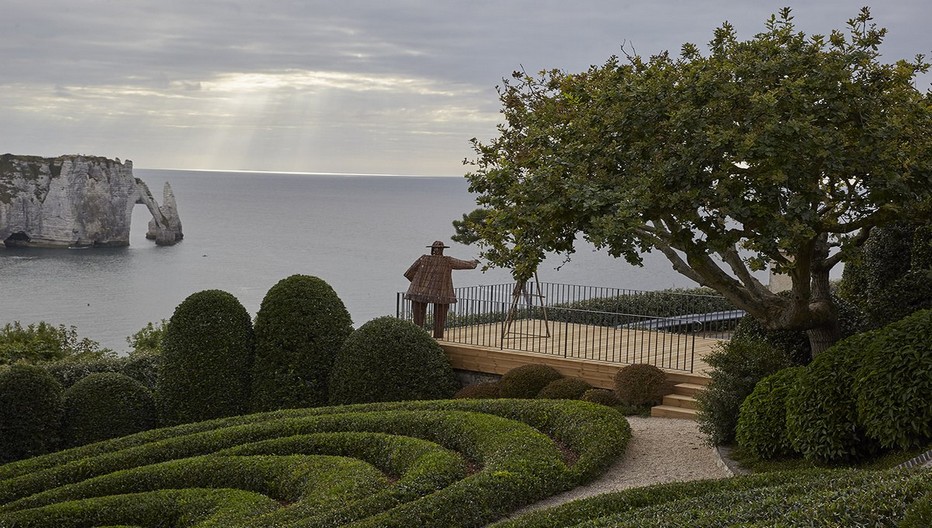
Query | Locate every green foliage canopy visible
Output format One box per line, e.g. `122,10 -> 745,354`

462,8 -> 932,352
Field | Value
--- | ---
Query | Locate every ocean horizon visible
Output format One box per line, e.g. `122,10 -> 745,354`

1,168 -> 700,352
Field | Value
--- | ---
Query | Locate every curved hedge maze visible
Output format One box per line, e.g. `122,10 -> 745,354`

493,466 -> 932,527
0,399 -> 630,527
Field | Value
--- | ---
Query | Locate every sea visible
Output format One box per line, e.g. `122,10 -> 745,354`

0,169 -> 698,352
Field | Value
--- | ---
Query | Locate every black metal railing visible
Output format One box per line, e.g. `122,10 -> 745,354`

396,281 -> 744,373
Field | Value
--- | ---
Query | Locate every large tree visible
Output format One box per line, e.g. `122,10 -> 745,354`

460,8 -> 932,355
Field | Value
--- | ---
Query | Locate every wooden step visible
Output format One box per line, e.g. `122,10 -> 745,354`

671,382 -> 706,397
662,393 -> 698,410
650,405 -> 699,420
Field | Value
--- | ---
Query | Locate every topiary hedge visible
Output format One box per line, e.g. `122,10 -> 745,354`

62,373 -> 157,447
855,308 -> 932,450
489,468 -> 931,528
0,399 -> 631,527
250,275 -> 354,412
580,389 -> 621,407
329,317 -> 458,404
786,332 -> 878,463
696,339 -> 792,446
0,364 -> 63,463
536,378 -> 592,400
497,364 -> 563,399
454,381 -> 501,399
735,366 -> 806,460
613,364 -> 666,407
157,289 -> 255,425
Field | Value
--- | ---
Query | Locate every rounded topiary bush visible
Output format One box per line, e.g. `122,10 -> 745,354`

613,363 -> 666,407
497,364 -> 563,399
453,381 -> 501,399
580,388 -> 621,407
696,339 -> 792,446
0,363 -> 63,463
786,331 -> 878,463
62,372 -> 157,447
157,289 -> 255,425
855,308 -> 932,450
329,317 -> 457,404
250,275 -> 354,412
536,377 -> 593,400
735,366 -> 806,460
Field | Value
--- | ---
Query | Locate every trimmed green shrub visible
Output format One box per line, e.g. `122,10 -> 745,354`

497,364 -> 563,399
0,399 -> 631,527
536,377 -> 592,400
0,364 -> 63,463
329,317 -> 457,404
901,491 -> 932,528
735,366 -> 806,460
732,314 -> 811,365
44,356 -> 125,388
490,468 -> 930,528
157,290 -> 255,425
786,332 -> 878,462
613,364 -> 666,407
250,275 -> 353,412
119,349 -> 161,390
866,270 -> 932,329
696,339 -> 792,446
454,381 -> 501,399
580,389 -> 621,407
855,309 -> 932,450
62,373 -> 157,447
839,222 -> 932,329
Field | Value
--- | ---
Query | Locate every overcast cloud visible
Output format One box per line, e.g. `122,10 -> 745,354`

2,1 -> 930,175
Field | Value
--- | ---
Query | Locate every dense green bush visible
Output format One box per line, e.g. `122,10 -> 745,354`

119,349 -> 161,390
329,317 -> 457,404
536,377 -> 592,400
731,315 -> 811,365
156,289 -> 255,425
696,339 -> 792,446
902,491 -> 932,528
735,366 -> 806,460
497,364 -> 563,399
126,320 -> 168,355
580,388 -> 621,407
454,381 -> 501,399
490,468 -> 931,528
62,373 -> 157,447
0,399 -> 631,527
0,364 -> 63,463
855,309 -> 932,450
839,222 -> 932,329
250,275 -> 354,412
0,322 -> 111,365
43,356 -> 125,388
786,332 -> 878,463
613,364 -> 666,407
43,350 -> 161,391
865,269 -> 932,328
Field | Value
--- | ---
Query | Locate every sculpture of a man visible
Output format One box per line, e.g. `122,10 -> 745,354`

404,240 -> 479,338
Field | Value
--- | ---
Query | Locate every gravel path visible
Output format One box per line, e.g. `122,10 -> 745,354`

512,416 -> 728,516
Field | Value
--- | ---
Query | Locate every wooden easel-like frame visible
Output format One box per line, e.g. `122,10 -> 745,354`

500,272 -> 551,346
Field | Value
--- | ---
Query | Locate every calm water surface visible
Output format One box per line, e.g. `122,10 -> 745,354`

0,169 -> 695,351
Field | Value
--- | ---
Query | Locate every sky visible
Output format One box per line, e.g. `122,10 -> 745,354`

2,1 -> 930,176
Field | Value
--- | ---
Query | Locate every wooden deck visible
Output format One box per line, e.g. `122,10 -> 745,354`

439,318 -> 722,389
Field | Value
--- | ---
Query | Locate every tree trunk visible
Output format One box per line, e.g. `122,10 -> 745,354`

806,321 -> 841,357
806,248 -> 841,356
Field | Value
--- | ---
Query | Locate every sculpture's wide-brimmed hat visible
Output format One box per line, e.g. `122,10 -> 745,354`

427,240 -> 450,249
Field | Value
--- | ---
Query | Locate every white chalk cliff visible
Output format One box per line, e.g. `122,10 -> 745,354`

0,154 -> 183,248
